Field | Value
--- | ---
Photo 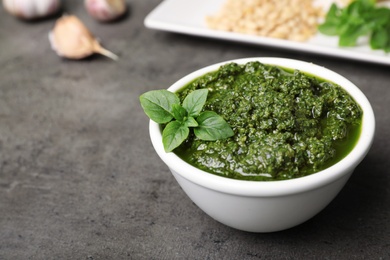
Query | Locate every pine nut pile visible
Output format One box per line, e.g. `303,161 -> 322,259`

206,0 -> 325,42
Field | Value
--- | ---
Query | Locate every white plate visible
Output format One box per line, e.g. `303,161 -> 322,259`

144,0 -> 390,66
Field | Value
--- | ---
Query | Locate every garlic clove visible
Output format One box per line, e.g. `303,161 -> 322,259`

84,0 -> 127,22
3,0 -> 62,20
49,15 -> 118,60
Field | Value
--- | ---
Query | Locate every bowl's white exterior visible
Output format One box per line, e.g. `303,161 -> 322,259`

149,58 -> 375,232
171,169 -> 353,232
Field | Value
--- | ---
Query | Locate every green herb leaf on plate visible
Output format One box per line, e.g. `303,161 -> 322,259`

318,0 -> 390,52
339,24 -> 371,46
318,4 -> 341,35
371,26 -> 390,52
370,8 -> 390,52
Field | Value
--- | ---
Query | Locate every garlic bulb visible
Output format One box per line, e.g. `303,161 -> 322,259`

49,15 -> 118,60
3,0 -> 62,20
84,0 -> 127,22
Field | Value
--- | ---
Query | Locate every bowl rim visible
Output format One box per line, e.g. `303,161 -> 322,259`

149,57 -> 375,197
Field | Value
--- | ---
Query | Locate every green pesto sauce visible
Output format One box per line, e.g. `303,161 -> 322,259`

173,61 -> 362,181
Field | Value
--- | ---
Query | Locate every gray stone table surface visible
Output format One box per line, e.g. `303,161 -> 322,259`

0,1 -> 389,259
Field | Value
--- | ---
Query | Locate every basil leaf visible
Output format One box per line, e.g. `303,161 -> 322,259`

339,24 -> 370,46
184,116 -> 198,127
369,8 -> 390,27
318,4 -> 341,35
371,26 -> 390,51
318,22 -> 339,36
140,90 -> 180,124
319,0 -> 390,52
194,111 -> 234,141
171,104 -> 188,122
140,88 -> 234,153
182,89 -> 208,117
162,121 -> 189,152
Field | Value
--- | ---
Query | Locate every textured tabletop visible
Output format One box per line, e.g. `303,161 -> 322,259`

0,1 -> 389,259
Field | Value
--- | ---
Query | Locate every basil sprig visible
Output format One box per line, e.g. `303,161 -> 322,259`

318,0 -> 390,52
140,89 -> 234,152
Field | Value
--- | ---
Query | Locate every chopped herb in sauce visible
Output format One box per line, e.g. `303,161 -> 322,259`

174,62 -> 362,181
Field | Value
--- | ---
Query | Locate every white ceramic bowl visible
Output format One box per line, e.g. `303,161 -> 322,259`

149,57 -> 375,233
